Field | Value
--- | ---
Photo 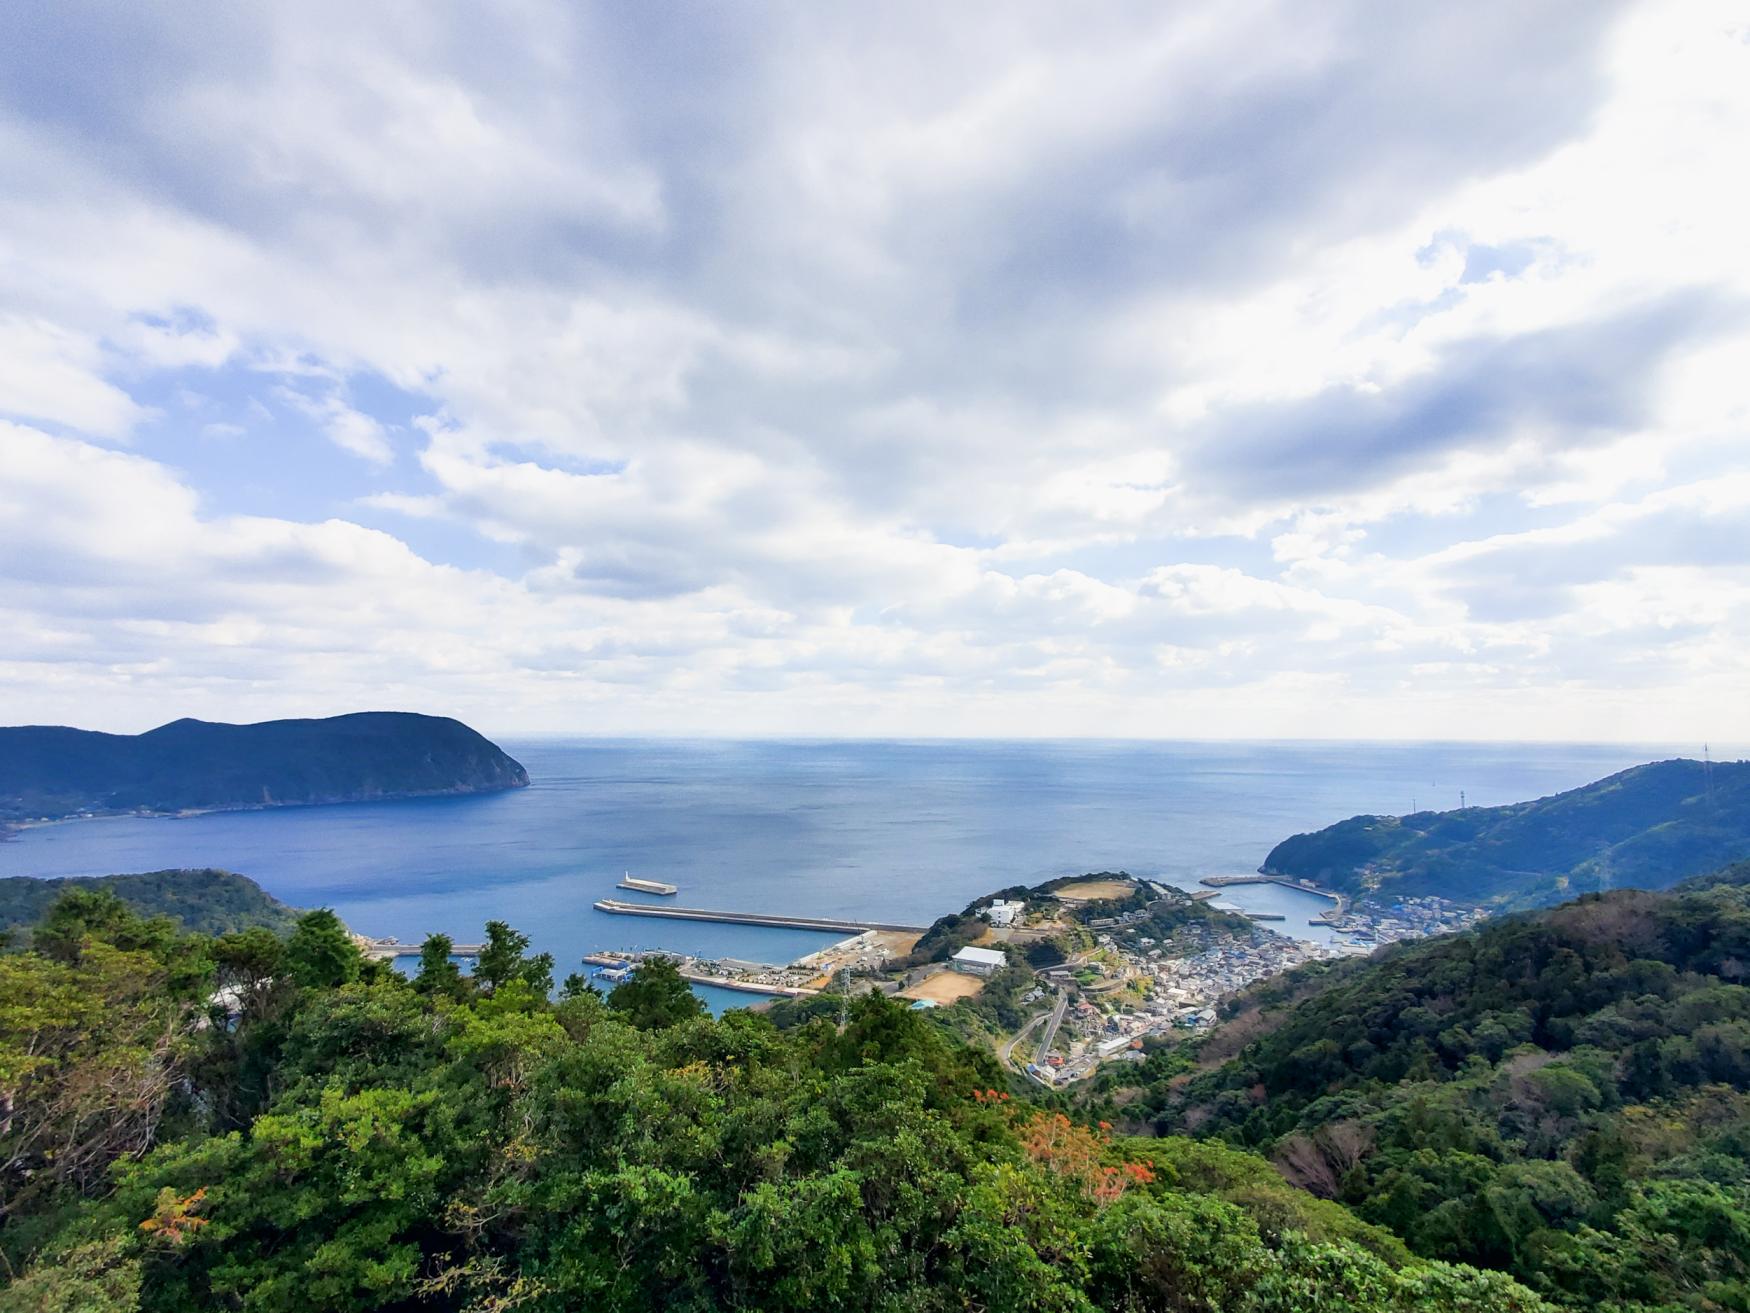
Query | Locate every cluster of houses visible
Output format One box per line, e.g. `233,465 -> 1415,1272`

1334,895 -> 1484,947
1134,935 -> 1347,1027
922,882 -> 1492,1086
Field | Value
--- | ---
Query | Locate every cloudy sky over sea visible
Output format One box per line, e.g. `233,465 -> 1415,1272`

2,2 -> 1747,740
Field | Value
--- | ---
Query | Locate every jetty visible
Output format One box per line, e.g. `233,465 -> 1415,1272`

1199,874 -> 1350,924
592,898 -> 927,934
618,874 -> 678,895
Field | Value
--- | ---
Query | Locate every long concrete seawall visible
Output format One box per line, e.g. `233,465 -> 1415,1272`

592,898 -> 927,934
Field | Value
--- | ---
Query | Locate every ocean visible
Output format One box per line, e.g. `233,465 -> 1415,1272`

0,738 -> 1681,1009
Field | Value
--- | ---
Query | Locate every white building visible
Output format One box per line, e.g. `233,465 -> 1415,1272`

982,899 -> 1025,928
951,946 -> 1007,976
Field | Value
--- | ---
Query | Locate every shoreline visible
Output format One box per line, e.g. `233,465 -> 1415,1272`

0,781 -> 530,837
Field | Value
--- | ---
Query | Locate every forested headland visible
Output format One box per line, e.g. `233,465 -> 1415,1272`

0,712 -> 528,824
1261,758 -> 1750,908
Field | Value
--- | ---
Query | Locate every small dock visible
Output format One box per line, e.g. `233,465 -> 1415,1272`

593,898 -> 926,934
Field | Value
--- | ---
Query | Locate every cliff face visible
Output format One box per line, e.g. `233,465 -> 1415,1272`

0,712 -> 529,821
1260,758 -> 1750,908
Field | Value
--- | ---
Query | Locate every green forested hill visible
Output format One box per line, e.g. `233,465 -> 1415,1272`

1116,874 -> 1750,1310
1261,758 -> 1750,907
0,869 -> 300,939
0,712 -> 529,822
0,889 -> 1547,1312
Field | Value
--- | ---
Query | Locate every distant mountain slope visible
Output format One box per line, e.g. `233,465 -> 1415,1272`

0,711 -> 528,822
1113,872 -> 1750,1308
0,868 -> 301,937
1260,758 -> 1750,907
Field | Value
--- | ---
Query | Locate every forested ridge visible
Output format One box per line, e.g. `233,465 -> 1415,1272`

1097,861 -> 1750,1311
0,889 -> 1546,1312
1261,759 -> 1750,908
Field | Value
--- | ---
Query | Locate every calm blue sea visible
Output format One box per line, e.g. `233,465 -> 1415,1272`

0,739 -> 1687,1010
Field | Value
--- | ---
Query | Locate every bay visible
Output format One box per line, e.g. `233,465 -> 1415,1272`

0,738 -> 1681,1009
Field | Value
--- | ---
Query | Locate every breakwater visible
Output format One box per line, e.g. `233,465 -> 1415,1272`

592,898 -> 926,934
1198,874 -> 1349,924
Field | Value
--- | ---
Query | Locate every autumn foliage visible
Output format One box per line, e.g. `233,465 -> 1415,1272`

1018,1110 -> 1156,1203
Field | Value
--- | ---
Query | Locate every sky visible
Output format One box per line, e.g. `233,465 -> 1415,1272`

1,2 -> 1747,743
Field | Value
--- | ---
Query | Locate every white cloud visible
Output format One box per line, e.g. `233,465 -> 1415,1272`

0,317 -> 149,437
0,1 -> 1745,739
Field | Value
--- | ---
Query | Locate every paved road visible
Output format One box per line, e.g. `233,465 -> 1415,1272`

1002,1010 -> 1051,1070
1035,990 -> 1070,1064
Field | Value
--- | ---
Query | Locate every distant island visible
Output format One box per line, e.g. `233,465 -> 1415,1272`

0,711 -> 529,825
0,868 -> 302,937
1261,757 -> 1750,907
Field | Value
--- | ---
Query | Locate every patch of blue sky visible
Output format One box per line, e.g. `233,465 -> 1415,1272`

998,532 -> 1280,582
1356,493 -> 1575,560
121,359 -> 531,576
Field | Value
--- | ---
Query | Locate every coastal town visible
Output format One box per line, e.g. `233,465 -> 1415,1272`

585,872 -> 1487,1086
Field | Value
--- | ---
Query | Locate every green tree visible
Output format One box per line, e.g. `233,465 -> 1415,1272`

606,956 -> 706,1030
281,909 -> 360,990
475,920 -> 530,994
0,1236 -> 141,1313
412,932 -> 467,1000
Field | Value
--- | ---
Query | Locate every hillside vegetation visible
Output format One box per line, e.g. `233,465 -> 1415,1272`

0,712 -> 529,822
1262,759 -> 1750,907
0,889 -> 1546,1312
1108,871 -> 1750,1311
0,869 -> 301,939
